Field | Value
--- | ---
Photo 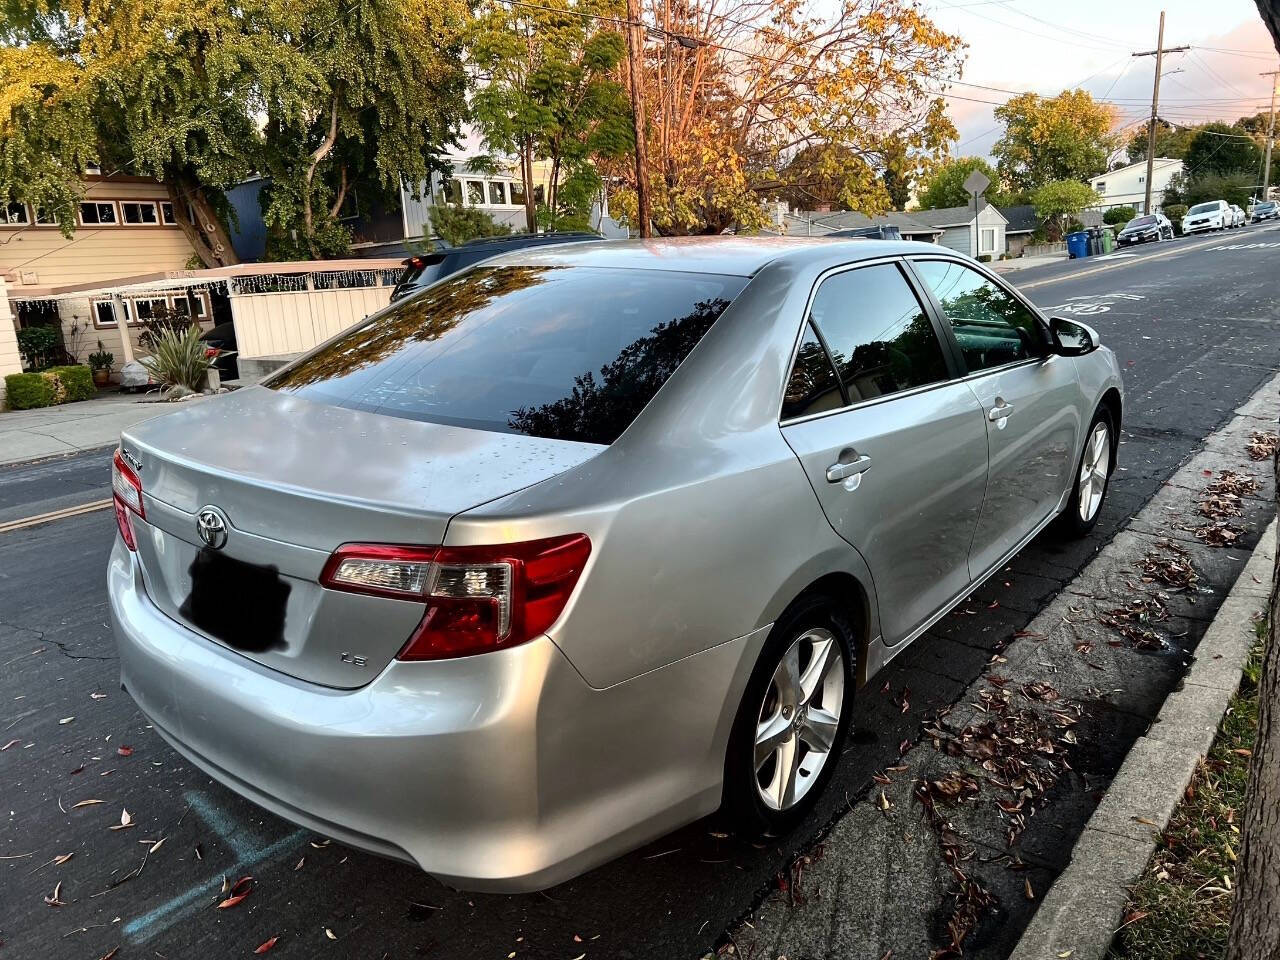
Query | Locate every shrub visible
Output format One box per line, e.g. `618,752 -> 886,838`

1103,206 -> 1136,225
89,346 -> 114,371
1164,203 -> 1188,233
139,324 -> 212,391
4,372 -> 55,409
46,365 -> 96,402
429,202 -> 512,248
15,325 -> 60,370
137,305 -> 195,351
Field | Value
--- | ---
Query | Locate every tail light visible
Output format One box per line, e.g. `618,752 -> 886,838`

111,449 -> 144,551
319,534 -> 591,660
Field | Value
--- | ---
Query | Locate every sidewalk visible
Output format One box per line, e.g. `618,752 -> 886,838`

0,392 -> 199,467
992,252 -> 1068,273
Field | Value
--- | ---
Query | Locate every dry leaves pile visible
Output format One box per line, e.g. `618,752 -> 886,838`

1203,470 -> 1258,499
1244,431 -> 1279,461
1098,596 -> 1171,651
1138,540 -> 1199,591
1194,471 -> 1254,547
915,680 -> 1081,957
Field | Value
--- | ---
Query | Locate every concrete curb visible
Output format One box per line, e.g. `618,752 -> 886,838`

1008,517 -> 1276,960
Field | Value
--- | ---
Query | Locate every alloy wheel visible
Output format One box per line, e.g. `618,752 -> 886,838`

1077,421 -> 1110,522
753,628 -> 846,811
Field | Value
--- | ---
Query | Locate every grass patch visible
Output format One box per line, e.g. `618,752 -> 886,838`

1109,618 -> 1265,960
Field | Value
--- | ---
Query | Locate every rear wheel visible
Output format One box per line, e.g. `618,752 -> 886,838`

1055,408 -> 1113,538
724,596 -> 855,834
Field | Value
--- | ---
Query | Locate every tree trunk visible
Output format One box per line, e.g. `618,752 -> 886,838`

165,176 -> 240,268
1225,447 -> 1280,960
303,95 -> 342,259
521,141 -> 537,234
625,0 -> 651,238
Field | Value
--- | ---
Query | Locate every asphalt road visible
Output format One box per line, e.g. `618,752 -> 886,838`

2,223 -> 1278,960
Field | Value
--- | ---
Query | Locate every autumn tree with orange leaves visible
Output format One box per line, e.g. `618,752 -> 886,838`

607,0 -> 965,235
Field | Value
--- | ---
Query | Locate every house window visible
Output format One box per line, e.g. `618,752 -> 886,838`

465,180 -> 485,205
93,299 -> 129,326
79,201 -> 117,225
1094,182 -> 1106,194
509,180 -> 527,205
1138,176 -> 1145,184
979,227 -> 997,254
438,178 -> 463,205
533,184 -> 545,205
171,293 -> 209,318
132,297 -> 167,320
121,201 -> 159,225
4,202 -> 29,225
34,207 -> 59,225
488,181 -> 507,206
160,202 -> 177,225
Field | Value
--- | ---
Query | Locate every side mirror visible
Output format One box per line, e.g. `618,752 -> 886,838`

1049,316 -> 1098,357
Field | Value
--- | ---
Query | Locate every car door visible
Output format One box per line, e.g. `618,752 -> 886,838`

779,260 -> 990,647
911,257 -> 1082,579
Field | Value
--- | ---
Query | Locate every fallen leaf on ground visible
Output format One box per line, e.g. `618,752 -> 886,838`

54,852 -> 74,865
149,837 -> 165,854
294,856 -> 305,871
254,936 -> 280,954
109,808 -> 135,831
44,880 -> 66,906
217,875 -> 254,909
58,717 -> 75,725
1024,878 -> 1035,900
325,928 -> 337,940
90,692 -> 108,700
72,799 -> 105,808
96,949 -> 119,960
116,746 -> 133,757
1,739 -> 19,751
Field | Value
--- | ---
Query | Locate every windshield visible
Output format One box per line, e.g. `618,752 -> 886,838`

1127,216 -> 1157,227
267,265 -> 747,444
1188,202 -> 1221,215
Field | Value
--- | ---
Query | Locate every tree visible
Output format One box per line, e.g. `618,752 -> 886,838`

1175,172 -> 1256,210
469,0 -> 632,233
611,0 -> 963,235
916,157 -> 1008,210
1031,179 -> 1097,239
429,204 -> 513,247
1224,454 -> 1280,960
992,90 -> 1119,193
1103,206 -> 1136,225
0,2 -> 469,264
1126,120 -> 1198,162
1183,123 -> 1262,179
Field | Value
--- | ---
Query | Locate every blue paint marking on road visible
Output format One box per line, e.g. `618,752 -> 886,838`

122,790 -> 307,943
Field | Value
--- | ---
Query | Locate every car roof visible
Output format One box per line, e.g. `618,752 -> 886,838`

482,235 -> 941,277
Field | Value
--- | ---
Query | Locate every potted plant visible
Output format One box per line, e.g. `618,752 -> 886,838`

89,342 -> 114,387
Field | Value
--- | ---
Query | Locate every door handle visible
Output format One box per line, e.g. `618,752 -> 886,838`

826,454 -> 872,483
987,400 -> 1015,422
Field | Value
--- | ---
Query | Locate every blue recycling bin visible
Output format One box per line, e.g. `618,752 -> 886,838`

1066,231 -> 1090,259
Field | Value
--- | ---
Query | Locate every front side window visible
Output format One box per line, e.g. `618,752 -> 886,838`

803,263 -> 949,405
80,202 -> 117,225
267,266 -> 747,445
914,259 -> 1043,373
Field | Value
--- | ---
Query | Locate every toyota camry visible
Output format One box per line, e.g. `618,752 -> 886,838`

108,238 -> 1123,891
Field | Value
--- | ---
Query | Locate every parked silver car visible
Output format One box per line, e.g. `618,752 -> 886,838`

108,239 -> 1123,891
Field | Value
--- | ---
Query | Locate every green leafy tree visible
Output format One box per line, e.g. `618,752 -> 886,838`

1181,172 -> 1256,210
1031,179 -> 1098,240
429,204 -> 513,247
469,0 -> 632,233
1103,206 -> 1136,225
1127,120 -> 1198,162
993,90 -> 1118,193
1182,123 -> 1262,179
0,1 -> 469,264
915,157 -> 1008,210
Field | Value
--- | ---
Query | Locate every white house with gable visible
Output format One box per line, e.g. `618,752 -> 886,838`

1089,159 -> 1184,214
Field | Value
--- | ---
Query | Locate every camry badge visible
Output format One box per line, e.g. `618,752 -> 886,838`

196,506 -> 229,550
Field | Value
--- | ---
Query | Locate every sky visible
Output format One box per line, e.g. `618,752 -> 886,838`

920,0 -> 1280,162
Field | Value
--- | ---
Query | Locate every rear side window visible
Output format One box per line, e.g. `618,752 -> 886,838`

799,263 -> 949,406
913,259 -> 1043,373
267,266 -> 746,445
782,324 -> 843,420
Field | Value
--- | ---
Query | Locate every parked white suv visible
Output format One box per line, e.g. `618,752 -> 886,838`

1181,200 -> 1230,234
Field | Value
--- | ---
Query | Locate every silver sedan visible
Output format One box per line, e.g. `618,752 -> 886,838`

108,238 -> 1123,891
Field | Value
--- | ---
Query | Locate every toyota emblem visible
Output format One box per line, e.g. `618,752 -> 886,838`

196,506 -> 229,550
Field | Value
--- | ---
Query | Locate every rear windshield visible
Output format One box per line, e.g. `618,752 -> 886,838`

1128,216 -> 1156,227
266,265 -> 747,444
1188,202 -> 1221,214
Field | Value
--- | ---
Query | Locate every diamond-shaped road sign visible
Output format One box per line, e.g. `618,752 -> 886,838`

963,168 -> 991,198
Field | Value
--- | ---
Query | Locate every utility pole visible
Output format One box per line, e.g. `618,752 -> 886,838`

1263,69 -> 1279,201
1132,11 -> 1190,214
625,0 -> 652,238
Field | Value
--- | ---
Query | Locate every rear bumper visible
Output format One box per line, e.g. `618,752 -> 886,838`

108,540 -> 763,891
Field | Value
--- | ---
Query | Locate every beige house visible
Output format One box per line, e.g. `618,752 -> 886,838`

2,174 -> 204,373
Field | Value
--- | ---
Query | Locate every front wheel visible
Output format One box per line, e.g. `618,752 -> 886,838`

724,596 -> 855,835
1055,409 -> 1114,538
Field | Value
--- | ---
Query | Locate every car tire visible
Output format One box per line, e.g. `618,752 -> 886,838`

1054,407 -> 1114,539
724,594 -> 856,836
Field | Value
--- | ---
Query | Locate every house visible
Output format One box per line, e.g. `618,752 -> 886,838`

1,173 -> 205,373
999,204 -> 1040,258
1089,159 -> 1184,214
909,202 -> 1009,259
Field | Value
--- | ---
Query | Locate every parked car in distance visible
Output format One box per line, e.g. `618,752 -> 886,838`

109,238 -> 1123,892
1227,204 -> 1245,228
389,231 -> 605,302
1116,212 -> 1173,245
1250,200 -> 1279,222
1181,199 -> 1230,234
827,225 -> 904,240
